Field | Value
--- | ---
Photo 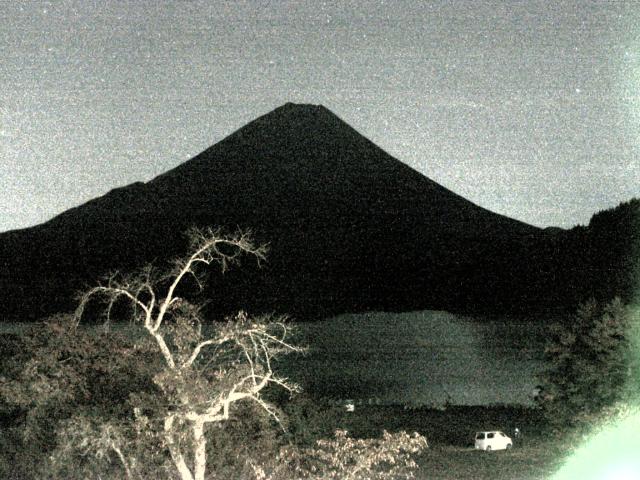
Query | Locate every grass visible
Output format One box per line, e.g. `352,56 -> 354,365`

329,405 -> 568,480
418,443 -> 564,480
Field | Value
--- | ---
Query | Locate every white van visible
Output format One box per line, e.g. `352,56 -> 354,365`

474,431 -> 512,451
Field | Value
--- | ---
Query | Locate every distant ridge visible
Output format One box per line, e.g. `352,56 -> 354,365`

0,104 -> 637,321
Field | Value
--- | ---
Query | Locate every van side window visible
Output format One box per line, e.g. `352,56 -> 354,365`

487,433 -> 495,439
476,433 -> 485,439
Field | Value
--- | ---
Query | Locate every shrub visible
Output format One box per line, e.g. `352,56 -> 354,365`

0,315 -> 150,479
537,298 -> 634,429
256,429 -> 427,480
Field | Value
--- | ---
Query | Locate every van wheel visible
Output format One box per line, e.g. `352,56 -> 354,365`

506,444 -> 512,450
486,446 -> 492,452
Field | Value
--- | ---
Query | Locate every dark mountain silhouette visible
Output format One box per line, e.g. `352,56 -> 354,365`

1,103 -> 637,321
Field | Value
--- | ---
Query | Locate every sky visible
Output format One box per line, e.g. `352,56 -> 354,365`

1,0 -> 639,232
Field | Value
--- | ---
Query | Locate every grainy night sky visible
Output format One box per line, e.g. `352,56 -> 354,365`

1,0 -> 639,232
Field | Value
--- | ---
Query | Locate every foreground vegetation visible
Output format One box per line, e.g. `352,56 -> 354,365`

1,227 -> 636,479
0,391 -> 570,479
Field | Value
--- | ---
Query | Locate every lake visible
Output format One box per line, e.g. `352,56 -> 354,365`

278,310 -> 549,407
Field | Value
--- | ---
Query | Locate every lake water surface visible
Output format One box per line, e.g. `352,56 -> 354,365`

278,310 -> 549,406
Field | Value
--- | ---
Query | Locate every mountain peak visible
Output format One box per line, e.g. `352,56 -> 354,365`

278,102 -> 327,112
266,102 -> 336,123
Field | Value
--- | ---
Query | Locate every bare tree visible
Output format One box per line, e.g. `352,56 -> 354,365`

76,227 -> 302,480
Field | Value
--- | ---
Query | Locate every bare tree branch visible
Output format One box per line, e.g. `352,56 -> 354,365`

183,336 -> 232,368
72,227 -> 299,480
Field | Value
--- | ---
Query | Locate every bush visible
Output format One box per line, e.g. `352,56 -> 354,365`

256,429 -> 428,480
0,315 -> 155,479
277,395 -> 346,447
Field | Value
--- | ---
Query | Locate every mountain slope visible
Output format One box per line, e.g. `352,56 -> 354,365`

1,103 -> 621,321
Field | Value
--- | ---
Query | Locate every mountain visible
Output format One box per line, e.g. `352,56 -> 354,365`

0,103 -> 636,321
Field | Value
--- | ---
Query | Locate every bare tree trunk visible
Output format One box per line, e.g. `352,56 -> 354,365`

169,446 -> 194,480
193,420 -> 207,480
110,442 -> 135,480
165,415 -> 195,480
